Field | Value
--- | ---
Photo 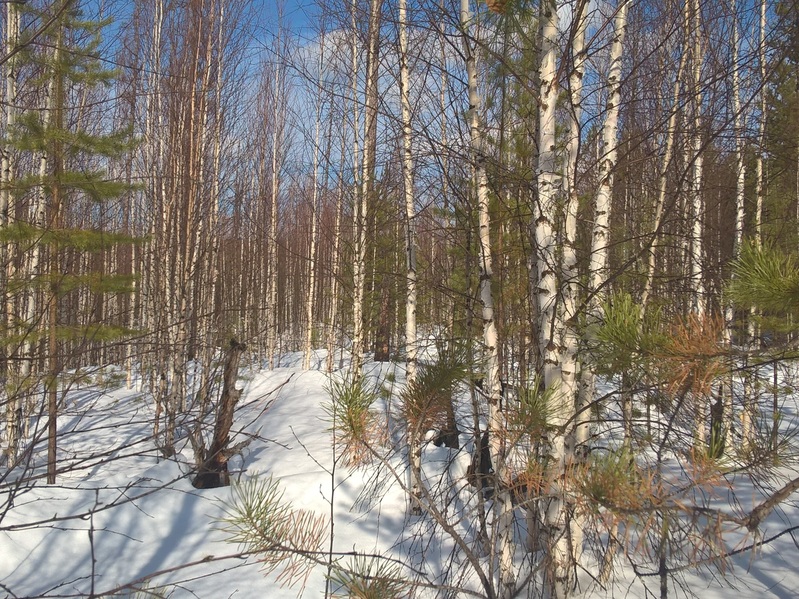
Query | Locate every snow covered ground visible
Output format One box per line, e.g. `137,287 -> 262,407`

2,352 -> 798,598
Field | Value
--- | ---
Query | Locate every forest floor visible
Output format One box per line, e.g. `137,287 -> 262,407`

1,351 -> 798,598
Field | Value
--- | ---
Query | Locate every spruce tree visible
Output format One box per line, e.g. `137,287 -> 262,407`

1,0 -> 136,482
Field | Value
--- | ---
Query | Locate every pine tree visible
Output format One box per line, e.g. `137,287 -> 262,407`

1,0 -> 136,481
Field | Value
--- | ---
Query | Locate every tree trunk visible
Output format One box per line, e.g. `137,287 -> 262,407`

3,0 -> 20,467
580,0 -> 629,574
267,37 -> 283,371
742,0 -> 768,447
326,135 -> 345,374
688,0 -> 708,448
193,338 -> 247,489
352,0 -> 381,378
640,42 -> 689,313
535,0 -> 581,595
461,0 -> 514,594
719,0 -> 744,458
47,20 -> 66,485
303,36 -> 324,371
400,0 -> 418,504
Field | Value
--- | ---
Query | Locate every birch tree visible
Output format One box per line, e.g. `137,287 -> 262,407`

267,30 -> 286,370
533,0 -> 584,593
2,0 -> 20,467
399,0 -> 424,515
718,0 -> 745,457
350,0 -> 382,378
689,0 -> 706,320
399,0 -> 417,385
580,0 -> 630,579
686,0 -> 710,449
581,0 -> 629,449
303,33 -> 325,372
460,0 -> 515,594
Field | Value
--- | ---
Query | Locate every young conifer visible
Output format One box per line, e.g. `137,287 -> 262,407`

1,0 -> 137,481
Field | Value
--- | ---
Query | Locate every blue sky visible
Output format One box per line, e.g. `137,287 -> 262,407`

255,0 -> 319,35
100,1 -> 321,41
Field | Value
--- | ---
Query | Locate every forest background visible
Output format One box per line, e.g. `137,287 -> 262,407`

2,0 -> 799,597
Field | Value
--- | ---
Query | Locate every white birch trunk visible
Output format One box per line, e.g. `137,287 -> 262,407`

689,0 -> 705,319
640,39 -> 690,313
399,0 -> 423,516
744,0 -> 768,444
399,0 -> 417,386
587,1 -> 627,306
352,0 -> 381,378
303,38 -> 324,371
326,130 -> 345,374
585,1 -> 630,579
3,0 -> 20,466
563,0 -> 591,452
267,44 -> 283,370
755,0 -> 765,248
561,0 -> 588,564
721,0 -> 744,456
535,1 -> 580,595
461,1 -> 514,594
349,0 -> 364,378
200,0 -> 224,401
687,0 -> 708,448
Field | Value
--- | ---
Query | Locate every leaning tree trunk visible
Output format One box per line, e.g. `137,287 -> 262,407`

580,0 -> 628,451
639,40 -> 689,313
193,338 -> 247,489
581,0 -> 630,581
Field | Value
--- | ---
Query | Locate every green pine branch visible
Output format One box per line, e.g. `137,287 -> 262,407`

727,241 -> 799,314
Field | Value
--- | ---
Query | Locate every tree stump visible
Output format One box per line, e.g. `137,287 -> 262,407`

193,338 -> 247,489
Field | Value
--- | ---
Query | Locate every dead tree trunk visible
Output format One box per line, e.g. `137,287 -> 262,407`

193,338 -> 247,489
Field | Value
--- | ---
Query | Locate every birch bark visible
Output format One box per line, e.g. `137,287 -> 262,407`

688,0 -> 708,447
640,30 -> 690,313
581,1 -> 630,579
581,0 -> 629,444
303,37 -> 324,371
46,18 -> 66,484
349,0 -> 362,378
267,35 -> 283,370
399,0 -> 423,516
326,126 -> 345,374
3,0 -> 20,467
535,0 -> 580,594
399,0 -> 417,386
720,0 -> 744,456
743,0 -> 768,445
460,1 -> 514,594
689,0 -> 705,320
352,0 -> 381,378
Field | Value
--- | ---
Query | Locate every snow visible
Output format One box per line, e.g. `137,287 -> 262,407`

2,352 -> 799,598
